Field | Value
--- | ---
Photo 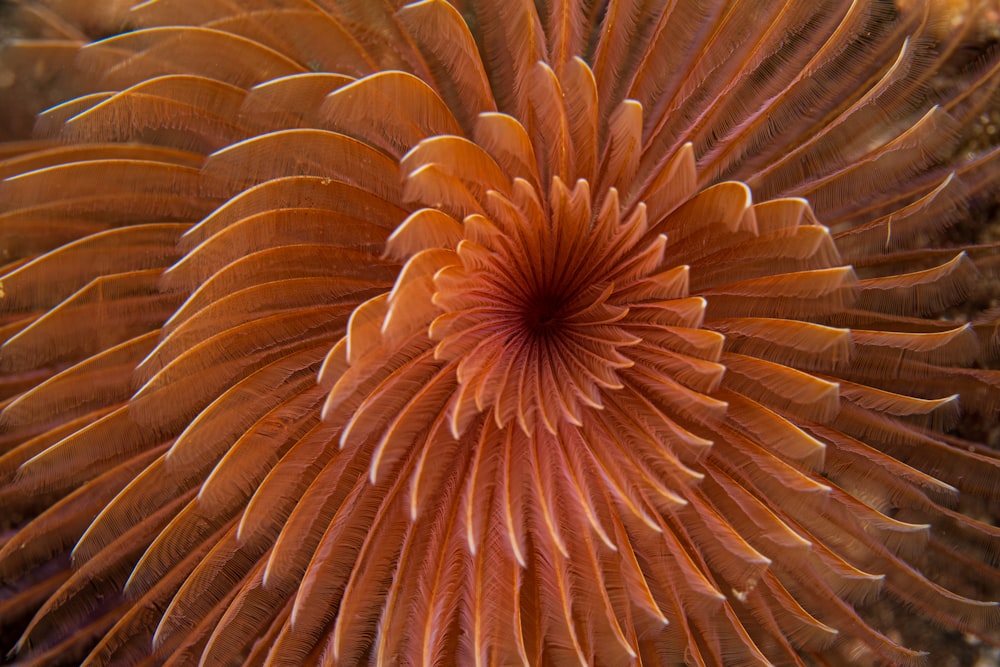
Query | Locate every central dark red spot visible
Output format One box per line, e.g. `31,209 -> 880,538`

522,288 -> 567,335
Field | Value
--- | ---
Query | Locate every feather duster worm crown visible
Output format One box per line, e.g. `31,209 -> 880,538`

1,0 -> 999,665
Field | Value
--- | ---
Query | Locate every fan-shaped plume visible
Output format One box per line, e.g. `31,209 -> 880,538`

1,1 -> 999,665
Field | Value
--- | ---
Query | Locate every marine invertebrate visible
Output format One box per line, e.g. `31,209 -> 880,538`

1,0 -> 999,664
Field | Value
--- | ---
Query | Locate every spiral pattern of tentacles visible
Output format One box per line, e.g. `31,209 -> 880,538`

1,1 -> 999,665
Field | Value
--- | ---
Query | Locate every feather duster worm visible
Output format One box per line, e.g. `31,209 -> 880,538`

1,0 -> 999,665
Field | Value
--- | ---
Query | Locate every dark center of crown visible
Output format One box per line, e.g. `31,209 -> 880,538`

521,287 -> 569,336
